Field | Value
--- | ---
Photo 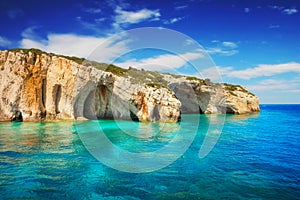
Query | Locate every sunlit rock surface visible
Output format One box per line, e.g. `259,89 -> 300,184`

0,49 -> 259,122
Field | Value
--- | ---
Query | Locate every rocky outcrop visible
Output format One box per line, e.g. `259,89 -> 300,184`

0,50 -> 180,122
130,87 -> 181,122
168,80 -> 260,114
0,49 -> 259,122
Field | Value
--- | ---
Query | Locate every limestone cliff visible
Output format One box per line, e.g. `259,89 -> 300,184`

0,49 -> 259,122
168,79 -> 260,114
0,49 -> 180,122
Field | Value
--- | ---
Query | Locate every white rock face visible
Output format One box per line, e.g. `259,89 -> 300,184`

130,86 -> 181,122
168,79 -> 260,114
0,50 -> 260,122
0,50 -> 181,122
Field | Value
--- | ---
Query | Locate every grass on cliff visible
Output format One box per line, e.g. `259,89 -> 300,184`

89,62 -> 128,76
224,83 -> 255,96
186,76 -> 206,85
185,76 -> 255,96
9,48 -> 85,64
146,82 -> 165,89
10,48 -> 46,55
8,48 -> 255,96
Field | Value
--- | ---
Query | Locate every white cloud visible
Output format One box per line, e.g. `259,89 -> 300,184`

247,84 -> 288,91
200,62 -> 300,81
0,36 -> 12,47
199,66 -> 233,81
78,6 -> 160,32
204,40 -> 239,56
205,48 -> 239,56
185,39 -> 194,45
83,8 -> 102,14
113,6 -> 160,28
163,17 -> 183,24
246,79 -> 299,91
21,26 -> 40,39
222,41 -> 238,48
21,33 -> 129,63
269,5 -> 298,15
244,8 -> 250,13
175,5 -> 188,10
76,17 -> 105,34
225,62 -> 300,79
95,17 -> 106,23
282,8 -> 298,15
288,90 -> 300,93
269,24 -> 280,29
114,51 -> 204,71
21,39 -> 45,50
268,5 -> 284,11
200,66 -> 300,96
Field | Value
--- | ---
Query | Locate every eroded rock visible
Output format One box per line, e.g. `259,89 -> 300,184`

0,49 -> 260,122
0,50 -> 181,122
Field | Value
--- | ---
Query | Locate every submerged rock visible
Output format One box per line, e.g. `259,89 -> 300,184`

0,49 -> 259,122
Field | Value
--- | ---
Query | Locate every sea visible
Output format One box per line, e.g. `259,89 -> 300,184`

0,104 -> 299,199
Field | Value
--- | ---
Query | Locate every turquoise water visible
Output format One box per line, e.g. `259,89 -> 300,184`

0,105 -> 299,199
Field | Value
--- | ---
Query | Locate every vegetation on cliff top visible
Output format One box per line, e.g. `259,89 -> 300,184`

90,62 -> 128,76
224,83 -> 255,96
10,48 -> 85,64
7,48 -> 254,95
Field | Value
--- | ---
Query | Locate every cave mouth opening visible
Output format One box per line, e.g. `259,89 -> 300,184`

53,84 -> 62,114
130,111 -> 139,122
225,106 -> 235,114
83,90 -> 97,120
82,84 -> 114,120
41,79 -> 47,119
42,79 -> 46,108
199,107 -> 204,114
152,105 -> 161,121
169,82 -> 202,115
11,110 -> 23,122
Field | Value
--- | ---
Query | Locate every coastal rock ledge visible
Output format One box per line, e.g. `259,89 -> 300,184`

0,49 -> 260,122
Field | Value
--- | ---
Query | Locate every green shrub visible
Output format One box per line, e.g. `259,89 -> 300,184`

146,82 -> 163,88
62,56 -> 85,64
106,64 -> 128,76
224,83 -> 254,96
10,48 -> 46,55
9,48 -> 85,64
8,48 -> 254,97
186,76 -> 205,85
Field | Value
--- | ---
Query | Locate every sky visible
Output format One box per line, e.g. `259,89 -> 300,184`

0,0 -> 300,104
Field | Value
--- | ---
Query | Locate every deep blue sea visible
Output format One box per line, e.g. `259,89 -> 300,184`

0,104 -> 299,199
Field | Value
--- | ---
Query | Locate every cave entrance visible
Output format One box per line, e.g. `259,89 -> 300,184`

53,84 -> 62,114
42,79 -> 46,108
83,90 -> 97,119
225,106 -> 235,114
168,82 -> 202,114
82,84 -> 113,120
152,105 -> 161,121
95,84 -> 113,119
130,111 -> 139,122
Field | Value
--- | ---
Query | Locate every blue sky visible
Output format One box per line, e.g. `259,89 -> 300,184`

0,0 -> 299,103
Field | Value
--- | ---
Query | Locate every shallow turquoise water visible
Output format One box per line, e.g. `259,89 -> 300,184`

0,105 -> 299,199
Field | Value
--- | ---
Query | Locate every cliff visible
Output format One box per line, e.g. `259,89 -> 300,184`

0,49 -> 260,122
